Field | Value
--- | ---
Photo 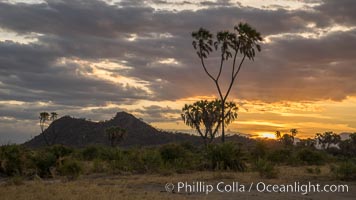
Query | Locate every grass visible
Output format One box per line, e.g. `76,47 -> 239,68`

0,166 -> 355,200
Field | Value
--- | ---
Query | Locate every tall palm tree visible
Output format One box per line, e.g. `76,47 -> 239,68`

39,112 -> 50,146
192,23 -> 262,142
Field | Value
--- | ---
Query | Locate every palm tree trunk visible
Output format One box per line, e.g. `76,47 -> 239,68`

221,101 -> 225,143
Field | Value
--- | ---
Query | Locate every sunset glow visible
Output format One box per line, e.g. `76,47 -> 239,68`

257,132 -> 277,139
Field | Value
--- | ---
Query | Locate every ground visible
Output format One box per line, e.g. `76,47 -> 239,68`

0,166 -> 355,200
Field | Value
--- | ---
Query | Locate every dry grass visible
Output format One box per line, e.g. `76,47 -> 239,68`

0,166 -> 355,200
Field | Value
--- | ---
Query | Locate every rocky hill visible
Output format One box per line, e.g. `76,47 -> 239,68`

24,111 -> 254,148
24,112 -> 198,147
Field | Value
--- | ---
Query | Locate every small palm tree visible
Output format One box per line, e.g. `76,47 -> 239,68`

275,131 -> 281,139
50,112 -> 58,121
181,99 -> 238,146
290,129 -> 298,137
106,126 -> 126,147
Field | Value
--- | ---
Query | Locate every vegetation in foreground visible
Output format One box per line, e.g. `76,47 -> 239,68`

1,135 -> 356,183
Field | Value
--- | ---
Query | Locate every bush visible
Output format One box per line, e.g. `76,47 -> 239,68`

58,158 -> 82,180
297,149 -> 325,165
80,146 -> 103,161
0,145 -> 25,176
100,147 -> 123,161
206,143 -> 246,171
92,159 -> 107,173
267,149 -> 291,163
139,149 -> 163,173
251,141 -> 267,160
160,144 -> 187,163
46,145 -> 73,159
159,144 -> 196,172
254,158 -> 278,179
31,151 -> 57,178
331,161 -> 356,181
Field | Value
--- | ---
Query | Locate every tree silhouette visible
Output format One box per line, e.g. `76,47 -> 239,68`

290,129 -> 298,137
339,133 -> 356,157
280,134 -> 294,147
298,138 -> 316,148
290,128 -> 298,143
275,129 -> 298,146
39,112 -> 59,146
181,100 -> 238,146
315,131 -> 341,149
50,112 -> 58,121
39,112 -> 50,146
192,23 -> 262,142
106,126 -> 126,147
275,131 -> 281,139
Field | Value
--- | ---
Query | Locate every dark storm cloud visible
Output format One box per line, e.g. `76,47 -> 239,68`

0,0 -> 330,37
0,0 -> 355,103
133,105 -> 181,122
316,0 -> 356,26
0,41 -> 150,106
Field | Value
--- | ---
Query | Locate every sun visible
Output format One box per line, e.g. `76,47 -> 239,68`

259,132 -> 277,139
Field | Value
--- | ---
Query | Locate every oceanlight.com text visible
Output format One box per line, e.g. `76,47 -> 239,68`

165,181 -> 349,195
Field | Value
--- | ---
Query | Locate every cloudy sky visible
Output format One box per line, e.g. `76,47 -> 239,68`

1,0 -> 356,144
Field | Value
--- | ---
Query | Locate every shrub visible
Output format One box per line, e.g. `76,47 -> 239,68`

267,149 -> 291,163
139,149 -> 163,173
100,147 -> 123,161
107,150 -> 129,174
0,145 -> 25,176
80,146 -> 103,161
159,144 -> 199,172
251,141 -> 267,160
58,158 -> 83,180
31,151 -> 57,178
206,142 -> 246,171
296,149 -> 325,165
92,159 -> 107,173
331,161 -> 356,181
254,158 -> 278,179
46,145 -> 73,159
160,144 -> 186,163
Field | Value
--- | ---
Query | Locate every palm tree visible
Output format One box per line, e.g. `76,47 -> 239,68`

290,128 -> 298,143
49,112 -> 59,145
315,131 -> 341,149
106,126 -> 126,147
39,112 -> 50,146
181,99 -> 238,146
50,112 -> 58,121
290,129 -> 298,137
192,23 -> 262,142
275,131 -> 281,139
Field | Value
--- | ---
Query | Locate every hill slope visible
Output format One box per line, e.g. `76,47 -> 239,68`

24,111 -> 253,148
24,112 -> 201,147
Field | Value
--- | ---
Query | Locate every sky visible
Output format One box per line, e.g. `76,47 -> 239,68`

0,0 -> 356,144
